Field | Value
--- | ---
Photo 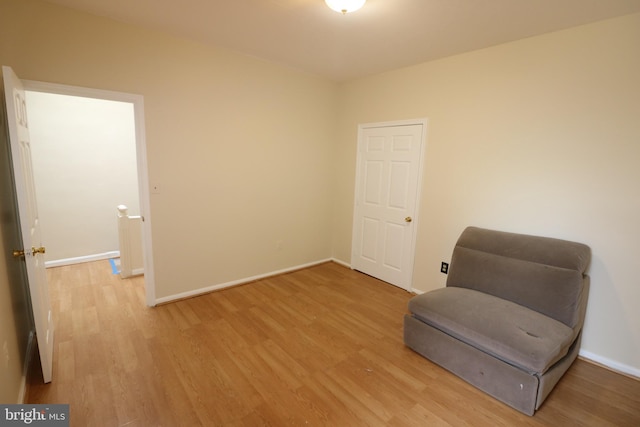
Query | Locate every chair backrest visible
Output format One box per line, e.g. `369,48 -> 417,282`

447,226 -> 591,328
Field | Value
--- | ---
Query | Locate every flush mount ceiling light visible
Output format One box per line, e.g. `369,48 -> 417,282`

325,0 -> 366,14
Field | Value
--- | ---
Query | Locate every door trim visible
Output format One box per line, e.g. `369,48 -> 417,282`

351,118 -> 428,292
22,80 -> 156,306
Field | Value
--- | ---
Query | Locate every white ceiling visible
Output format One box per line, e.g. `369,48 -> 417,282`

43,0 -> 640,81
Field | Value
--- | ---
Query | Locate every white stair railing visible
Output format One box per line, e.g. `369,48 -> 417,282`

117,205 -> 144,278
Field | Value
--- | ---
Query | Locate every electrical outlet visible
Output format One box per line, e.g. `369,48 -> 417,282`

441,262 -> 449,274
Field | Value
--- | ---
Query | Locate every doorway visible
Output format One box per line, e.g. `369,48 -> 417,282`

26,92 -> 138,265
22,80 -> 155,306
351,119 -> 427,291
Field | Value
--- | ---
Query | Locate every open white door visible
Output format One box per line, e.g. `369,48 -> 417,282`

2,66 -> 54,383
351,121 -> 426,291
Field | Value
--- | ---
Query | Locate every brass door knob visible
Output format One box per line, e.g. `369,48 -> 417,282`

405,217 -> 412,223
32,246 -> 46,255
13,249 -> 25,258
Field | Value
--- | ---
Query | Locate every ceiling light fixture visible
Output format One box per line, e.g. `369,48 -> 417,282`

325,0 -> 366,15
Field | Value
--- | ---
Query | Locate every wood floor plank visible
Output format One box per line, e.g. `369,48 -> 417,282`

295,381 -> 357,426
144,337 -> 202,426
312,370 -> 387,426
325,358 -> 398,422
26,260 -> 640,426
55,340 -> 75,383
387,402 -> 463,427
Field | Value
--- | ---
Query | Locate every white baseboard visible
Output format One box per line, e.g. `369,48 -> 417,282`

45,251 -> 120,268
155,259 -> 333,305
579,349 -> 640,379
330,257 -> 351,269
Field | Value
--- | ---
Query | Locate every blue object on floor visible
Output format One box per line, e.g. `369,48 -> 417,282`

109,258 -> 120,275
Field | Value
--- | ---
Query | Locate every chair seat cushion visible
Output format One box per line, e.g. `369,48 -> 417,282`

408,287 -> 575,375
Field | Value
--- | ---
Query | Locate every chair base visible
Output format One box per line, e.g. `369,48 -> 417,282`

403,314 -> 581,415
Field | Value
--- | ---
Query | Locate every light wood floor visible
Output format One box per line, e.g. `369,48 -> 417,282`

27,261 -> 640,426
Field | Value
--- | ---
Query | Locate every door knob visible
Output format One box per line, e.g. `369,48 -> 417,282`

405,217 -> 412,223
13,249 -> 25,258
32,246 -> 46,255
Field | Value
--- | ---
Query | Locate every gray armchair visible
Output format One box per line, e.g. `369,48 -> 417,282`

404,226 -> 591,415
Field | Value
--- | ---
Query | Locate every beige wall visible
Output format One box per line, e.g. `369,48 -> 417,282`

334,13 -> 640,373
0,0 -> 338,300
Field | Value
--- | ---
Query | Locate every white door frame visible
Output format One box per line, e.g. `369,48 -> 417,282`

22,80 -> 156,306
351,118 -> 428,292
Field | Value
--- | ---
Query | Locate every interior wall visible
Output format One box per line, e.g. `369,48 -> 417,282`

0,0 -> 338,299
26,92 -> 139,263
334,13 -> 640,374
